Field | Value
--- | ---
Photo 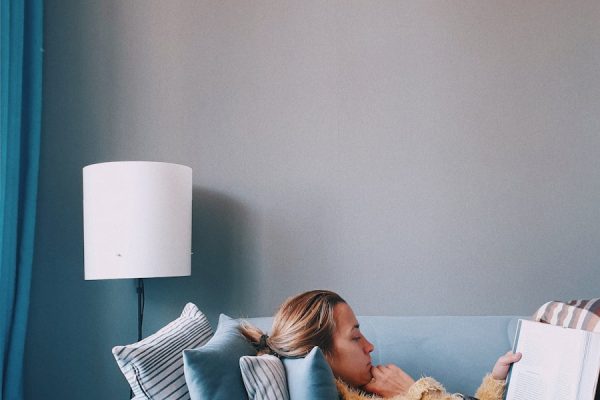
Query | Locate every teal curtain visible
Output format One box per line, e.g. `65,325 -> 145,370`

0,0 -> 43,398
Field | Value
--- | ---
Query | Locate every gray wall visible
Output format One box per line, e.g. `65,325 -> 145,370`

26,1 -> 600,398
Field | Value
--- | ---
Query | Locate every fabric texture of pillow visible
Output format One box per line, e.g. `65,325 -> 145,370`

183,314 -> 257,400
240,354 -> 289,400
112,303 -> 213,400
533,298 -> 600,332
282,346 -> 338,400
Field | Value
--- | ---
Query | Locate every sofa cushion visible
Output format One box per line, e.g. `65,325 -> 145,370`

240,354 -> 289,400
282,346 -> 338,400
183,314 -> 256,400
112,303 -> 213,400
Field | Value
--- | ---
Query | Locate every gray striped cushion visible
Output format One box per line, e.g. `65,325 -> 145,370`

112,303 -> 213,400
240,355 -> 289,400
533,298 -> 600,332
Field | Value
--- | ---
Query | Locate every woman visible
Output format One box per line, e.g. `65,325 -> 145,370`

240,290 -> 521,400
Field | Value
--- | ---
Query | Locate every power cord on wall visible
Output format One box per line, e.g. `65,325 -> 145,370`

130,278 -> 145,399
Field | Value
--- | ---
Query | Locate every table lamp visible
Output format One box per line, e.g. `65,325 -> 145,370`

83,161 -> 192,341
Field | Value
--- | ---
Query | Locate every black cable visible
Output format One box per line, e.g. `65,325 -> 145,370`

137,278 -> 144,342
131,278 -> 145,399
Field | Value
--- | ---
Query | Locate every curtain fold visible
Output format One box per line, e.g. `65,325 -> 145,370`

0,0 -> 43,398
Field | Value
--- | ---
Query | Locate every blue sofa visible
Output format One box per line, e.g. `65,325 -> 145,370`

245,315 -> 522,396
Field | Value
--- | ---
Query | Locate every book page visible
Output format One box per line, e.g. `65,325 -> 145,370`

579,332 -> 600,400
505,320 -> 587,400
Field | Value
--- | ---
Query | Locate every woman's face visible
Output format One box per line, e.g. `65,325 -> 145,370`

327,302 -> 374,387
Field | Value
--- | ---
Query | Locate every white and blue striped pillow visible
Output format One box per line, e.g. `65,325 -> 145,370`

112,303 -> 213,400
239,354 -> 290,400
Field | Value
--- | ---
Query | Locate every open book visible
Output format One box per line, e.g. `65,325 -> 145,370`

505,319 -> 600,400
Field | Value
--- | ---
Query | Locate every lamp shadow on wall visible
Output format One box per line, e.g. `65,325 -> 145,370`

145,187 -> 259,329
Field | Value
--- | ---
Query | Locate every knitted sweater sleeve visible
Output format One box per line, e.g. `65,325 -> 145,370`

473,374 -> 506,400
336,377 -> 463,400
336,374 -> 506,400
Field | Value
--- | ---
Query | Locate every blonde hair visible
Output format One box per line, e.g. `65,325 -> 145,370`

240,290 -> 346,358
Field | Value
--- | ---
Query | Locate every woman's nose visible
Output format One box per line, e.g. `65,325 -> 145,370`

364,338 -> 374,354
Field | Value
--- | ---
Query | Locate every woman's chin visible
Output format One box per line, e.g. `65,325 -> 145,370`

336,369 -> 372,388
357,374 -> 373,387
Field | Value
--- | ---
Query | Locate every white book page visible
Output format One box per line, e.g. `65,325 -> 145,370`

505,320 -> 586,400
578,332 -> 600,400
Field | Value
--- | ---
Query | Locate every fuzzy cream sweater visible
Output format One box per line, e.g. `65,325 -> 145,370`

336,374 -> 505,400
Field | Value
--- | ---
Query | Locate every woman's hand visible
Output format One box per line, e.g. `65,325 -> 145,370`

491,351 -> 522,380
363,364 -> 416,397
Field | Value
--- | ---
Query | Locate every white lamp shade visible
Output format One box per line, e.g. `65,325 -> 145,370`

83,161 -> 192,280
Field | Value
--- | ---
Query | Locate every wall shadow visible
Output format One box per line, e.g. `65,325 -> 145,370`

144,187 -> 259,331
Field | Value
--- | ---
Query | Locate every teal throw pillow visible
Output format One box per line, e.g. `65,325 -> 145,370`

183,314 -> 256,400
282,346 -> 338,400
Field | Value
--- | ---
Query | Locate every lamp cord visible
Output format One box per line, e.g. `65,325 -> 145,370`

131,278 -> 145,399
137,278 -> 145,342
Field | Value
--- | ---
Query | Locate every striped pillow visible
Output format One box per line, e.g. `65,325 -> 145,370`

240,355 -> 289,400
112,303 -> 213,399
533,298 -> 600,332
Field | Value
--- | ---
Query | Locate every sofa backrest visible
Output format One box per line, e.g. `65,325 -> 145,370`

360,316 -> 521,394
244,315 -> 523,395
